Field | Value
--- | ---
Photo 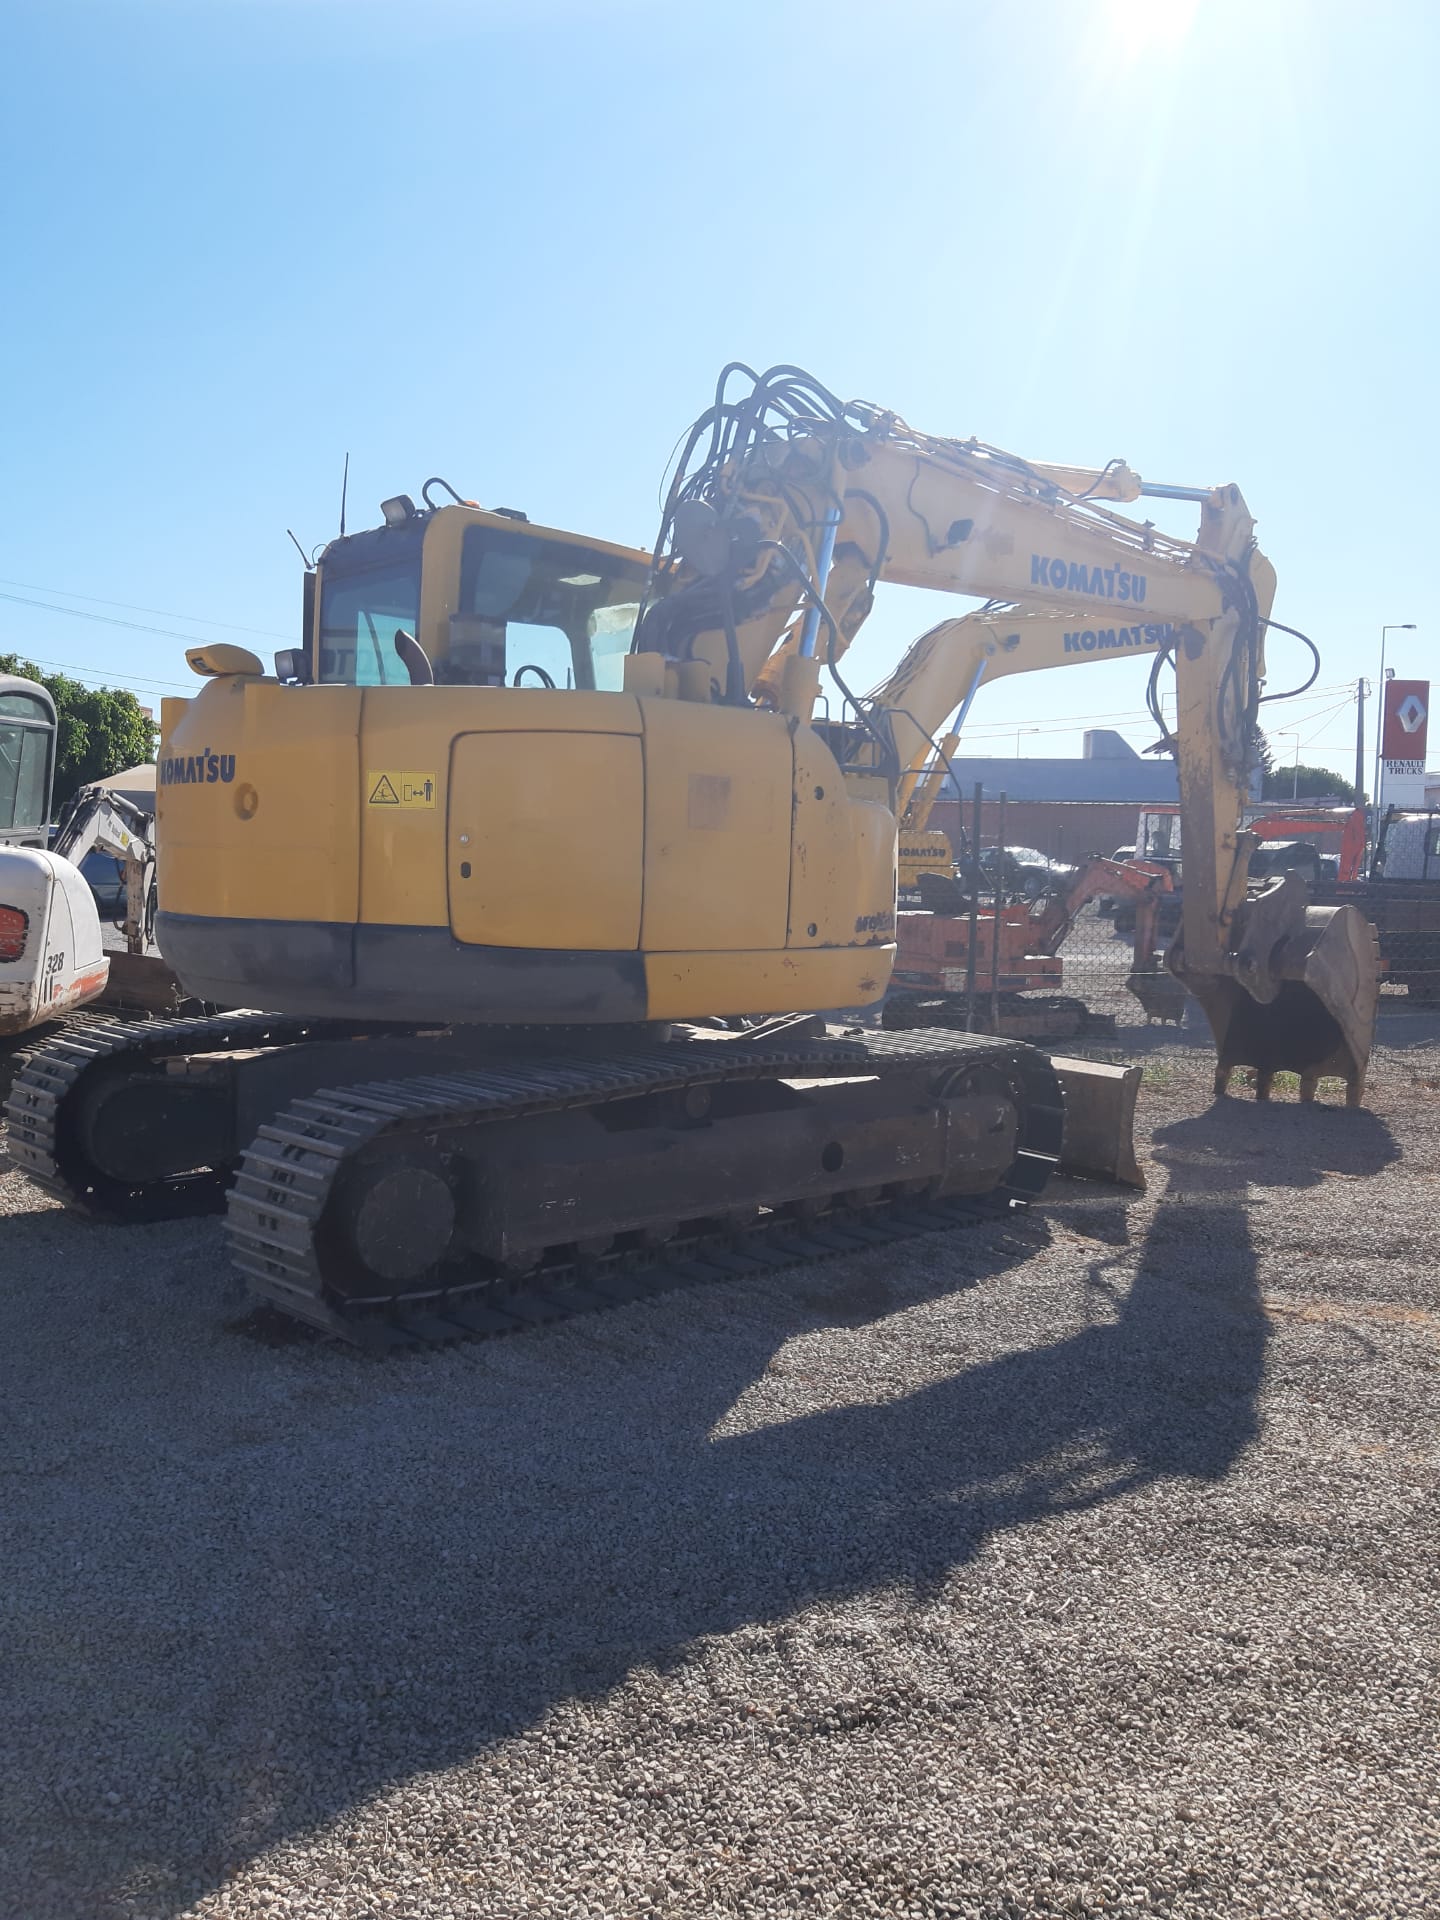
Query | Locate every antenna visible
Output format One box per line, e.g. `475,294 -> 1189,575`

285,528 -> 312,569
339,451 -> 350,538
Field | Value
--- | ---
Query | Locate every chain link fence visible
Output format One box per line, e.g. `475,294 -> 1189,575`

900,793 -> 1440,1068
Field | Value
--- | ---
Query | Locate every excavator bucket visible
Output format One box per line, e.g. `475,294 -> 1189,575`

1167,875 -> 1379,1106
1051,1056 -> 1145,1188
1125,964 -> 1188,1025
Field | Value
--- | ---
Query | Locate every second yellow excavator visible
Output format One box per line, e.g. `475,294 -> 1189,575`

4,367 -> 1378,1343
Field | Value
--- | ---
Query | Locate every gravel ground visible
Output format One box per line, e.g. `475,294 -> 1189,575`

2,1026 -> 1438,1919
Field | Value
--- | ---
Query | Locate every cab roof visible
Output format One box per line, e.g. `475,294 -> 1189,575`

0,675 -> 56,724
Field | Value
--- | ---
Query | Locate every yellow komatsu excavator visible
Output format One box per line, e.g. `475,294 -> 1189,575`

4,368 -> 1378,1344
888,604 -> 1173,889
883,463 -> 1156,891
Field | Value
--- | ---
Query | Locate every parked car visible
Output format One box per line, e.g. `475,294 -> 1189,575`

977,845 -> 1076,899
78,850 -> 127,919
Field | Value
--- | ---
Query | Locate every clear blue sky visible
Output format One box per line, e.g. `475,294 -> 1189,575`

4,0 -> 1435,786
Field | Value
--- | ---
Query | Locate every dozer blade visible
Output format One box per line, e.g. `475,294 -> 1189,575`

98,949 -> 195,1016
1168,875 -> 1379,1106
1051,1057 -> 1144,1188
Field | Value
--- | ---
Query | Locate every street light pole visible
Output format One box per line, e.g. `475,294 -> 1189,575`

1273,730 -> 1300,800
1373,623 -> 1417,845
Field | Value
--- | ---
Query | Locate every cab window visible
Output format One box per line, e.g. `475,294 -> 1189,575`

0,723 -> 51,836
318,560 -> 422,686
452,527 -> 646,690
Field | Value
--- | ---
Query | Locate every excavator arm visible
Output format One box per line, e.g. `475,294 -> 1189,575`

874,604 -> 1191,817
1028,855 -> 1175,959
869,602 -> 1191,885
53,786 -> 156,957
640,365 -> 1377,1103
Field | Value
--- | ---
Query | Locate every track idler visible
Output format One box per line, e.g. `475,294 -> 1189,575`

1167,873 -> 1379,1105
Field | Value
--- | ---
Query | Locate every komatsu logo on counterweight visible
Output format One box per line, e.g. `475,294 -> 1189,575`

1032,555 -> 1149,602
159,749 -> 236,786
1063,621 -> 1176,654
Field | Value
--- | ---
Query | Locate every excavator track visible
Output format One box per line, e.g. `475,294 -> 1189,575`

227,1027 -> 1064,1349
3,1009 -> 344,1217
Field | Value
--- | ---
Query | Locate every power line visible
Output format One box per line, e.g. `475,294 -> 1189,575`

954,680 -> 1357,743
960,677 -> 1356,729
0,590 -> 271,652
0,645 -> 193,694
1298,697 -> 1361,750
0,577 -> 294,642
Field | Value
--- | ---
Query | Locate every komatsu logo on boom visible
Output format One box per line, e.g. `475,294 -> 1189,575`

1032,555 -> 1148,602
1063,622 -> 1175,655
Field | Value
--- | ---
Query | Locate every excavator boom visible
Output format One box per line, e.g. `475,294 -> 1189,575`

644,366 -> 1377,1104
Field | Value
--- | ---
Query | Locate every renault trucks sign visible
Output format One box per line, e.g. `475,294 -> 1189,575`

1381,679 -> 1429,808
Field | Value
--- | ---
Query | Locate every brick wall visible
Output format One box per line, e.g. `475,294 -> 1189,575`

929,798 -> 1143,863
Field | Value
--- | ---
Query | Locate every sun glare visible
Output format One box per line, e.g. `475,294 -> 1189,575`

1100,0 -> 1202,54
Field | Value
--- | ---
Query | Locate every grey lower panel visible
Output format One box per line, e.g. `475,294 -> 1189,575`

154,912 -> 650,1023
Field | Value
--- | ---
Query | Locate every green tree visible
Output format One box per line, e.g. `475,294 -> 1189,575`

1261,762 -> 1358,803
0,652 -> 156,806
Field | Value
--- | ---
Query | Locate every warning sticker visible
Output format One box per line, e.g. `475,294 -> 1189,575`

366,770 -> 437,810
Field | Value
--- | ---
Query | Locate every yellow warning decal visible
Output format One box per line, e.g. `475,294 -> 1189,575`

366,770 -> 438,810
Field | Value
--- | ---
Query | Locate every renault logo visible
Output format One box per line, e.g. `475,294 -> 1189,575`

1397,692 -> 1427,733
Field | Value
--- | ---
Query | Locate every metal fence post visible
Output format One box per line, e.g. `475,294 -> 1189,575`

965,783 -> 982,1031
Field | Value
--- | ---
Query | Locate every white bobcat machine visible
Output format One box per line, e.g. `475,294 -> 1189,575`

1,674 -> 183,1095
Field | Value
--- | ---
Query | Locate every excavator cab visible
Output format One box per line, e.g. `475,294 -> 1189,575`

299,501 -> 649,694
0,677 -> 55,852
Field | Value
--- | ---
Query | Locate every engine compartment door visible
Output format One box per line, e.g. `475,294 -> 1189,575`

448,731 -> 644,950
